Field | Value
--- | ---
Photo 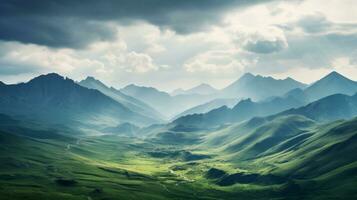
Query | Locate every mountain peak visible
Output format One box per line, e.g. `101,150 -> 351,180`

305,71 -> 357,101
79,76 -> 109,90
197,83 -> 212,87
28,73 -> 67,84
122,84 -> 163,94
323,71 -> 346,80
84,76 -> 97,82
81,76 -> 103,84
172,83 -> 217,96
240,72 -> 255,80
315,71 -> 353,84
190,83 -> 216,91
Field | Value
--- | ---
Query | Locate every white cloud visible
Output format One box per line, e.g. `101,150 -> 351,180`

184,50 -> 246,74
1,0 -> 357,90
239,27 -> 288,54
0,37 -> 164,86
124,51 -> 158,73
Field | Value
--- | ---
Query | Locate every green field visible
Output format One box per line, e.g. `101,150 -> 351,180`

0,114 -> 357,199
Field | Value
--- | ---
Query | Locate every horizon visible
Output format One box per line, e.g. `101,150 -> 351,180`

0,70 -> 353,92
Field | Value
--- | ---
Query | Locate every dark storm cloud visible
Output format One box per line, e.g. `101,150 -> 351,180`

0,0 -> 274,48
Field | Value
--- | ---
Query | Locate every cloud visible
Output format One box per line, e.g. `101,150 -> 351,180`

1,0 -> 357,91
0,17 -> 117,49
119,52 -> 158,73
184,50 -> 246,74
295,14 -> 332,33
0,38 -> 161,79
235,27 -> 288,54
0,0 -> 275,48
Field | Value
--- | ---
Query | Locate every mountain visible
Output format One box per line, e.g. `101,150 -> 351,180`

304,71 -> 357,101
172,83 -> 217,96
0,73 -> 158,127
79,77 -> 164,122
279,93 -> 357,122
174,72 -> 357,128
172,98 -> 239,120
200,114 -> 357,193
220,73 -> 306,101
120,84 -> 215,118
173,92 -> 307,129
120,84 -> 175,117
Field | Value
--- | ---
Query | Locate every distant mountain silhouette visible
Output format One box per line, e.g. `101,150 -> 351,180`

173,92 -> 306,129
220,73 -> 306,100
120,84 -> 215,119
173,98 -> 238,120
172,83 -> 217,96
79,77 -> 164,122
304,71 -> 357,101
278,93 -> 357,121
0,73 -> 157,126
102,122 -> 140,136
174,71 -> 357,128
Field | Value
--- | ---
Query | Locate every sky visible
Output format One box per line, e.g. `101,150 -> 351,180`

0,0 -> 356,91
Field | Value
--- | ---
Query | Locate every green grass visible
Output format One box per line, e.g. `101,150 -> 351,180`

1,115 -> 357,199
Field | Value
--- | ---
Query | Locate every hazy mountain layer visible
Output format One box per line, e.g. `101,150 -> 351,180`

173,92 -> 307,129
174,71 -> 357,128
304,71 -> 357,101
172,98 -> 239,120
279,93 -> 357,122
120,84 -> 216,119
220,73 -> 306,101
79,77 -> 165,123
172,83 -> 217,96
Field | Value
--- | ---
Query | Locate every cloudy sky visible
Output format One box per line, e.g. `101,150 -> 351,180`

0,0 -> 356,91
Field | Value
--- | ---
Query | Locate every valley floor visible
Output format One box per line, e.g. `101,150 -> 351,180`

1,125 -> 356,200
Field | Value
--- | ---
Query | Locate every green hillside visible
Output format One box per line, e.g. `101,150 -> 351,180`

0,110 -> 357,199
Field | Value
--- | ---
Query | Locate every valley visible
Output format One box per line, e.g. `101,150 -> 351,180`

0,71 -> 357,199
1,111 -> 357,199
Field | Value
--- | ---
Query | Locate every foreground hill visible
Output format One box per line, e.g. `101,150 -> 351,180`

0,73 -> 157,127
196,114 -> 357,198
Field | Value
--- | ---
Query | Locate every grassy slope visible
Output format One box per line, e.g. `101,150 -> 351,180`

0,126 -> 267,200
1,114 -> 357,199
194,115 -> 357,199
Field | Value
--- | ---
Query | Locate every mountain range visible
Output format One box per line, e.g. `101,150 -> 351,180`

171,83 -> 217,96
172,98 -> 239,120
118,73 -> 308,118
174,71 -> 357,128
79,77 -> 164,122
1,71 -> 357,200
120,84 -> 215,119
0,73 -> 158,127
219,72 -> 307,101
